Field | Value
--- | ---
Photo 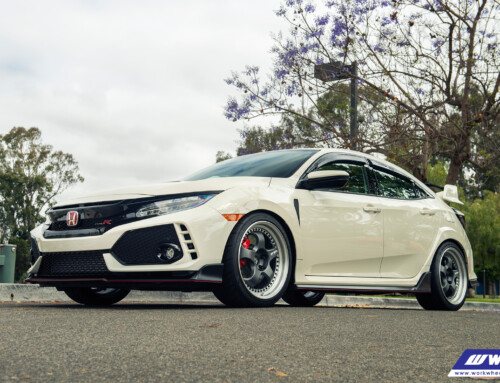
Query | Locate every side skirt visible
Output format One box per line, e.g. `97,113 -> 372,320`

296,272 -> 431,294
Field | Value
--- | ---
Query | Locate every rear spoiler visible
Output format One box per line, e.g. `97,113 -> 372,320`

436,184 -> 463,205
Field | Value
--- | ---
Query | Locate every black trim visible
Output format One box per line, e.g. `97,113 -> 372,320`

44,191 -> 222,238
296,272 -> 432,294
49,191 -> 223,211
293,199 -> 300,225
469,278 -> 479,288
425,183 -> 444,191
25,263 -> 224,292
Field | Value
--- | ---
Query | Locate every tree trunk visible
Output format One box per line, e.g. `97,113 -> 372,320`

446,156 -> 461,185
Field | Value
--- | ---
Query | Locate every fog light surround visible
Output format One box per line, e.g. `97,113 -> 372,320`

157,243 -> 182,263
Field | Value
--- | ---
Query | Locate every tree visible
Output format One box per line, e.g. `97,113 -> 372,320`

215,151 -> 233,163
236,86 -> 388,155
462,191 -> 500,289
0,127 -> 84,280
225,0 -> 500,185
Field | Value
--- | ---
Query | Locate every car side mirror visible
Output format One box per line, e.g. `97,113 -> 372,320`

437,184 -> 463,205
297,170 -> 349,190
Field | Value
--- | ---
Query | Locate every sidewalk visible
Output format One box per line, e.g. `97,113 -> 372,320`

1,283 -> 499,311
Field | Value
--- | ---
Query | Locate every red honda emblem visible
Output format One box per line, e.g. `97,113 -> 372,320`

66,211 -> 79,227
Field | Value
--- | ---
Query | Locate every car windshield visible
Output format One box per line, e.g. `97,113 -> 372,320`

184,150 -> 318,181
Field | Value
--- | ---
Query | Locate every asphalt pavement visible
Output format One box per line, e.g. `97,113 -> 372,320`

1,302 -> 499,382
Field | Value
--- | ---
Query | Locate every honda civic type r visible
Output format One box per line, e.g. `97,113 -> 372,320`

26,149 -> 478,310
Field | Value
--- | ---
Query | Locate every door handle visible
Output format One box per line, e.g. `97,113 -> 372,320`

420,208 -> 436,216
363,205 -> 381,213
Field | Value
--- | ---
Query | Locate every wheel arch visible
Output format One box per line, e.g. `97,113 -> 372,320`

421,227 -> 473,279
438,239 -> 467,265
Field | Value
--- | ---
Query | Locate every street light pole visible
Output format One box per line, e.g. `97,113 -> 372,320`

350,62 -> 358,149
314,61 -> 358,149
483,268 -> 486,299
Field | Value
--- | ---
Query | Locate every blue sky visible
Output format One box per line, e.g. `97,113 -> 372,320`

0,0 -> 285,200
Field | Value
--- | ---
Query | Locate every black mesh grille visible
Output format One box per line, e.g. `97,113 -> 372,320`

30,237 -> 41,264
37,251 -> 109,277
49,218 -> 106,231
112,224 -> 182,265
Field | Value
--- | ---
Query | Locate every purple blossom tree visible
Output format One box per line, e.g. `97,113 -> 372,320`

225,0 -> 500,184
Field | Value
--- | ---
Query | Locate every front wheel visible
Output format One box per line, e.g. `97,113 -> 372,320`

64,287 -> 130,306
282,290 -> 325,307
416,242 -> 468,311
216,213 -> 292,307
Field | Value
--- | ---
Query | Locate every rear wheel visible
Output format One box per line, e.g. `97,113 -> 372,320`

64,287 -> 130,306
416,242 -> 467,311
282,290 -> 325,307
215,213 -> 292,307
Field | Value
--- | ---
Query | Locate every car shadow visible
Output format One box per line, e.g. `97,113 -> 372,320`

3,301 -> 420,311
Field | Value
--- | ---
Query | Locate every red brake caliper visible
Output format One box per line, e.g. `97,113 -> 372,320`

241,236 -> 250,268
242,237 -> 250,249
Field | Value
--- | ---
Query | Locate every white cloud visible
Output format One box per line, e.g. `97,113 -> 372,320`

0,0 -> 286,201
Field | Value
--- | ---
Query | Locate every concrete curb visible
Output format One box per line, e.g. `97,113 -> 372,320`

1,284 -> 499,311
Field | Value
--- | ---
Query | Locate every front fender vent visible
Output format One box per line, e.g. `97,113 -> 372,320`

175,224 -> 198,260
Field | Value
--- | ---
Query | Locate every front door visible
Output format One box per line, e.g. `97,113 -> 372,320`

297,159 -> 384,278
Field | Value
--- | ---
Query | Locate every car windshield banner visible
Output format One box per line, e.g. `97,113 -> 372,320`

449,349 -> 500,378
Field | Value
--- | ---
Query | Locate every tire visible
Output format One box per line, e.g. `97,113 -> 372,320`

282,290 -> 325,307
416,242 -> 468,311
216,213 -> 292,307
64,287 -> 130,306
415,292 -> 437,310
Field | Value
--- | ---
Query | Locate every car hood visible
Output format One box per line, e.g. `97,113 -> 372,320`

54,177 -> 272,207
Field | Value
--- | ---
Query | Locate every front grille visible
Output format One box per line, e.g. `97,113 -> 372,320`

37,251 -> 109,277
112,224 -> 182,265
45,200 -> 136,238
49,218 -> 108,231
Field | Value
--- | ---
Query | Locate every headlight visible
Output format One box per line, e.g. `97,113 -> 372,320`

136,194 -> 215,218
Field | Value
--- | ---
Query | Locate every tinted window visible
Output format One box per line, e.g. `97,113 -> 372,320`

315,162 -> 367,194
184,150 -> 318,180
414,185 -> 430,198
373,168 -> 417,199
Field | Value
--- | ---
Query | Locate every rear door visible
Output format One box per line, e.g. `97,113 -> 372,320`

370,165 -> 439,278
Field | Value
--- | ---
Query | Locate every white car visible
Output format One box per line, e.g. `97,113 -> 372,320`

27,149 -> 478,310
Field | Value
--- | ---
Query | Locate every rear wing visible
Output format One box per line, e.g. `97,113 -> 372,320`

436,184 -> 463,205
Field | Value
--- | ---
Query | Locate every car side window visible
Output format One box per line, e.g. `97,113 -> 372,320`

373,167 -> 418,199
314,162 -> 368,194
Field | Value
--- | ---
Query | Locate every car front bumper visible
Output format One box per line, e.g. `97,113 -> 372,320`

26,205 -> 235,288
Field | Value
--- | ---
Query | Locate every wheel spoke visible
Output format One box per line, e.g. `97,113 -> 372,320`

440,263 -> 447,276
446,282 -> 456,297
267,247 -> 279,261
240,247 -> 257,263
252,232 -> 267,251
243,269 -> 263,287
261,264 -> 274,282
